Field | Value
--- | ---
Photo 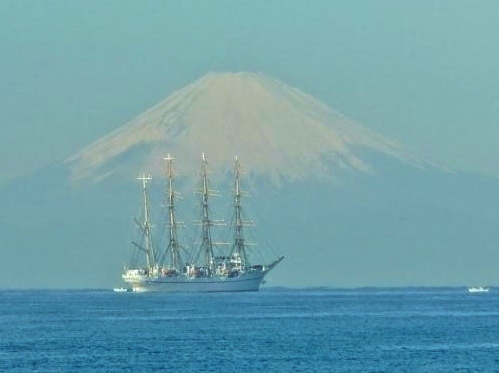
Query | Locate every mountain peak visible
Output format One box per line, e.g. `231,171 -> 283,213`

67,71 -> 430,184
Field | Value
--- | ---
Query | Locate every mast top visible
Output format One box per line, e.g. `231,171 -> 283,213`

234,158 -> 245,182
164,154 -> 176,179
137,174 -> 152,188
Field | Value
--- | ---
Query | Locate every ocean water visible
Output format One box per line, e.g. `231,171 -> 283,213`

1,288 -> 498,372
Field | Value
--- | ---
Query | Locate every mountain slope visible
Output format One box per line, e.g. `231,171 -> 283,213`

1,160 -> 497,289
4,72 -> 494,290
68,72 -> 433,184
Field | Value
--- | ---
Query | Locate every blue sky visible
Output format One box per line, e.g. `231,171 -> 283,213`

1,0 -> 498,184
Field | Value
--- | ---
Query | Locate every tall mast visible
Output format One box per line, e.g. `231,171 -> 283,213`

137,174 -> 155,271
200,152 -> 215,273
164,154 -> 181,270
233,157 -> 248,268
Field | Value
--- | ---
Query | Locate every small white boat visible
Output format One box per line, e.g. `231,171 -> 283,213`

113,287 -> 132,292
468,286 -> 489,293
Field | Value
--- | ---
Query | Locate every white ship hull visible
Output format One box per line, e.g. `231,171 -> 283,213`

123,271 -> 267,292
468,286 -> 489,293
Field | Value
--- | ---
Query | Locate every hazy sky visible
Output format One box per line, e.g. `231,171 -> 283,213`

1,0 -> 498,184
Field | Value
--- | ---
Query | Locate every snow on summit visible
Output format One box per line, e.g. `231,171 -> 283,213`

67,72 -> 428,184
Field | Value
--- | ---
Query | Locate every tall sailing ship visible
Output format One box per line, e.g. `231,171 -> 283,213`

121,153 -> 284,292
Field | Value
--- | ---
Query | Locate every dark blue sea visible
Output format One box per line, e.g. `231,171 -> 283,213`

1,288 -> 498,372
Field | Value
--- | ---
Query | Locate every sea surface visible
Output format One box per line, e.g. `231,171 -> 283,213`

1,288 -> 498,372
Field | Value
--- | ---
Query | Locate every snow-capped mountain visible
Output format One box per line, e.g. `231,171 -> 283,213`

68,72 -> 434,185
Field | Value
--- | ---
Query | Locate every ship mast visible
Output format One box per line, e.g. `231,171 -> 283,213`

137,174 -> 155,272
232,157 -> 248,268
199,152 -> 215,273
164,154 -> 181,271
